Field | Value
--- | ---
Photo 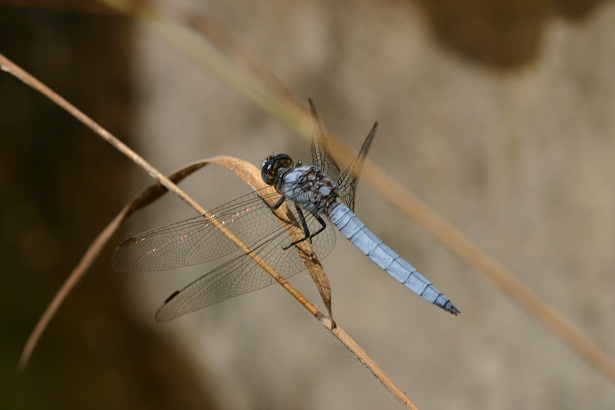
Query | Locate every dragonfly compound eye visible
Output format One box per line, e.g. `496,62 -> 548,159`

261,154 -> 293,185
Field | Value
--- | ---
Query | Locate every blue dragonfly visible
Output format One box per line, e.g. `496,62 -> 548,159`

112,101 -> 459,321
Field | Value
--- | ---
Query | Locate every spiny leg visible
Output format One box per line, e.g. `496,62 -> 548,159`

283,207 -> 327,250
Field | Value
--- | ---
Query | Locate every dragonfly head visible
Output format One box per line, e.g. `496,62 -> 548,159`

261,154 -> 293,185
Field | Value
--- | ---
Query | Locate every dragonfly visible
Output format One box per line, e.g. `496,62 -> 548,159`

112,101 -> 459,321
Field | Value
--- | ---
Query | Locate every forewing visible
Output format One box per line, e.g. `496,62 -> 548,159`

112,188 -> 284,272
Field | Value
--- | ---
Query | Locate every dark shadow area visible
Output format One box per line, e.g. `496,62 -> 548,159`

0,6 -> 215,409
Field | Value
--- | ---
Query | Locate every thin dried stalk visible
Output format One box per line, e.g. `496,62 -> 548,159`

1,53 -> 417,408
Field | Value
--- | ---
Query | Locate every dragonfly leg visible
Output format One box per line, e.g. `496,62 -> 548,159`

295,202 -> 312,243
266,194 -> 287,211
309,215 -> 327,239
283,211 -> 327,250
283,203 -> 311,249
258,193 -> 294,225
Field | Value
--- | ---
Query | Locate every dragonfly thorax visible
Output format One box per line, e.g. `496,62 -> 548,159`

278,165 -> 338,216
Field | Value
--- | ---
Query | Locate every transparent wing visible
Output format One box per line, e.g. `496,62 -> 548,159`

335,122 -> 377,211
112,187 -> 337,321
309,99 -> 341,181
113,189 -> 268,272
112,188 -> 336,273
309,98 -> 378,211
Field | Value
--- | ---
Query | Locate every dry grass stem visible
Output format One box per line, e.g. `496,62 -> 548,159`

1,53 -> 417,408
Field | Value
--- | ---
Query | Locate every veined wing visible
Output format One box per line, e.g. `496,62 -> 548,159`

111,187 -> 336,275
112,188 -> 275,272
309,99 -> 341,181
308,98 -> 378,212
335,122 -> 377,211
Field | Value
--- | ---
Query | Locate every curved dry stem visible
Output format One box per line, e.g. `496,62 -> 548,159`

1,53 -> 416,408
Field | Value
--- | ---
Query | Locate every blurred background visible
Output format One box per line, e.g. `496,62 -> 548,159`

1,0 -> 614,409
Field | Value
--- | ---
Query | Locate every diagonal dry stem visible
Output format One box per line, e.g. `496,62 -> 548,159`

1,53 -> 417,409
